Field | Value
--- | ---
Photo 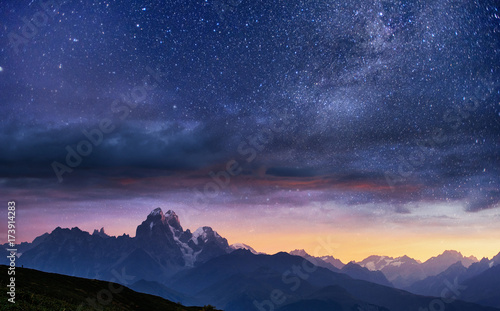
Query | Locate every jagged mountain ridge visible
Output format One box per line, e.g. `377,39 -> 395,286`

230,243 -> 261,254
405,252 -> 500,300
289,249 -> 392,287
135,208 -> 232,267
13,208 -> 232,282
164,249 -> 499,311
357,250 -> 480,288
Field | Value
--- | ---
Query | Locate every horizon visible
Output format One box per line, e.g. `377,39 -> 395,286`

5,206 -> 499,264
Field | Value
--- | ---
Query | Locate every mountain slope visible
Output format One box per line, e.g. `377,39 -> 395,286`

289,249 -> 391,286
340,262 -> 392,287
406,252 -> 500,302
320,255 -> 345,269
460,264 -> 500,309
358,251 -> 479,289
406,261 -> 467,296
358,255 -> 426,288
166,250 -> 499,311
230,243 -> 261,254
289,249 -> 341,272
130,279 -> 192,305
0,265 -> 217,311
276,286 -> 390,311
421,250 -> 478,276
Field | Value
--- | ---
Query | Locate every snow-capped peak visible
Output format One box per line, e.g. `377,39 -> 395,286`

149,207 -> 163,217
191,227 -> 208,245
191,226 -> 221,245
230,243 -> 259,254
145,208 -> 183,233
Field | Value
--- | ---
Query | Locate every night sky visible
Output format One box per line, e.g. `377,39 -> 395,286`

1,0 -> 500,261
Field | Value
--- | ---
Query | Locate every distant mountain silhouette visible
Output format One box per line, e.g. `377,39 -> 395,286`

421,250 -> 478,276
460,264 -> 500,309
320,254 -> 346,269
289,249 -> 341,271
357,251 -> 479,288
405,252 -> 500,309
406,261 -> 468,296
162,249 -> 498,311
340,262 -> 392,287
289,249 -> 392,286
358,255 -> 425,288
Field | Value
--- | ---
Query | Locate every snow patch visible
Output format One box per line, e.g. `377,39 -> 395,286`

168,224 -> 198,267
231,243 -> 258,254
365,262 -> 376,271
191,227 -> 208,245
390,261 -> 403,267
149,208 -> 163,216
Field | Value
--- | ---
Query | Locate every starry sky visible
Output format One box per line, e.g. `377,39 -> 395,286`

1,0 -> 500,261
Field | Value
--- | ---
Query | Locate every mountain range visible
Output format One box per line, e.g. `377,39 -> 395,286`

5,208 -> 233,282
289,249 -> 392,287
355,250 -> 480,288
3,208 -> 500,311
405,253 -> 500,308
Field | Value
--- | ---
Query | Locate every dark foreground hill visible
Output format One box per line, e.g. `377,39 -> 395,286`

0,265 -> 218,311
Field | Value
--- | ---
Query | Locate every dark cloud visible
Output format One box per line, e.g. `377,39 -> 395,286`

265,167 -> 319,178
0,121 -> 231,178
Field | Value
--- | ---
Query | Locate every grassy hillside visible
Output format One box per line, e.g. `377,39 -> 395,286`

0,265 -> 218,311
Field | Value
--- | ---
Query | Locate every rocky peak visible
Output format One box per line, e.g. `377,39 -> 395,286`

230,243 -> 259,254
149,207 -> 163,217
491,252 -> 500,265
137,208 -> 179,241
191,226 -> 223,245
92,227 -> 109,238
290,249 -> 309,257
145,208 -> 183,233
